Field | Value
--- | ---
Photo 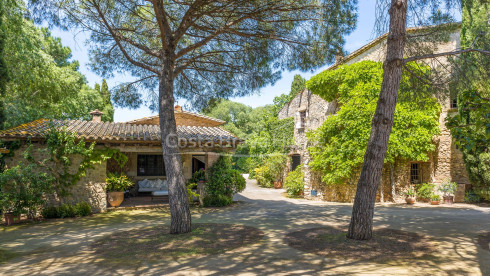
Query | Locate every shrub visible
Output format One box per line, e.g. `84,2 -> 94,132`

417,183 -> 435,200
41,202 -> 92,219
430,194 -> 441,201
203,194 -> 233,207
106,173 -> 133,192
41,206 -> 59,219
58,204 -> 77,218
403,187 -> 416,197
75,202 -> 92,216
464,190 -> 481,203
284,165 -> 304,196
439,180 -> 458,196
205,156 -> 246,207
255,154 -> 287,188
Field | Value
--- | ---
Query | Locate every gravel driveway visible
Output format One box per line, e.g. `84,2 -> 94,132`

1,178 -> 489,275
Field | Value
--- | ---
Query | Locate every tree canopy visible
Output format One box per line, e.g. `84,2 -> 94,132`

30,0 -> 358,111
307,61 -> 441,185
0,0 -> 114,129
447,0 -> 490,200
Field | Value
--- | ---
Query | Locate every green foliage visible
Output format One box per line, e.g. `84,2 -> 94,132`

0,126 -> 127,217
203,194 -> 233,207
106,173 -> 133,192
403,188 -> 416,197
204,101 -> 294,173
204,156 -> 246,207
417,183 -> 435,200
0,1 -> 114,129
284,164 -> 304,196
438,180 -> 458,197
464,190 -> 481,203
57,203 -> 77,218
41,202 -> 92,218
272,74 -> 306,112
32,0 -> 357,111
430,194 -> 441,201
0,164 -> 52,217
307,61 -> 441,185
254,154 -> 287,188
447,0 -> 490,201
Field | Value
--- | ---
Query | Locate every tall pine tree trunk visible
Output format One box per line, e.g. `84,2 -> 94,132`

159,58 -> 192,234
347,0 -> 407,240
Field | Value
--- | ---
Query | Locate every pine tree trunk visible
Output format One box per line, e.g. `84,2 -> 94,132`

347,0 -> 407,240
159,58 -> 192,234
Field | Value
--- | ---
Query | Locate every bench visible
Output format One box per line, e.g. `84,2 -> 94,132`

151,190 -> 169,202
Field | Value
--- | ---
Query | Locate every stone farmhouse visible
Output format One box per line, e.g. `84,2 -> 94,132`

0,106 -> 241,212
278,27 -> 470,203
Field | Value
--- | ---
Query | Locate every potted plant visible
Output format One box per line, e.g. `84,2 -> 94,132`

0,194 -> 22,226
430,194 -> 441,205
106,173 -> 133,207
438,180 -> 458,204
403,187 -> 416,204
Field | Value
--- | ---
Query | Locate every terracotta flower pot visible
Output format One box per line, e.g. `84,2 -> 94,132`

430,200 -> 440,205
4,213 -> 21,226
273,181 -> 283,189
107,191 -> 125,207
443,196 -> 454,204
405,197 -> 416,204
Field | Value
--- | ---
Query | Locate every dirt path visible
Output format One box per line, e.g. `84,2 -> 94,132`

1,178 -> 489,275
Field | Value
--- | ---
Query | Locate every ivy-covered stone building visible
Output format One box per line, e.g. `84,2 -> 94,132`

278,27 -> 470,203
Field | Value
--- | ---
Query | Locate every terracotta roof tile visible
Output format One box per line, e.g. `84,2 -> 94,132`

0,119 -> 242,146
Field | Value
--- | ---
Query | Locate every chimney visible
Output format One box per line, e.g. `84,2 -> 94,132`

89,109 -> 103,123
335,51 -> 344,65
174,105 -> 183,112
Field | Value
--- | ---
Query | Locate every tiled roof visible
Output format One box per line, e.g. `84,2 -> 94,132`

0,119 -> 241,146
127,110 -> 225,126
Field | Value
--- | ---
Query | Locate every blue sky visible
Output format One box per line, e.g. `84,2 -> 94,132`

50,2 -> 377,122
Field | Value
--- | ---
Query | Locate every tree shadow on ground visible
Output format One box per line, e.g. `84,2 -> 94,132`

0,188 -> 489,275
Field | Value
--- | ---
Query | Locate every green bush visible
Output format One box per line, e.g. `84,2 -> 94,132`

58,204 -> 77,218
464,190 -> 481,203
284,165 -> 304,196
439,180 -> 458,196
75,202 -> 92,216
106,173 -> 133,192
41,202 -> 92,219
254,154 -> 287,188
205,156 -> 246,207
417,183 -> 435,200
203,194 -> 233,207
41,206 -> 59,219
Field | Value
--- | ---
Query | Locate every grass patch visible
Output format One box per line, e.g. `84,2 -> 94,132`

0,249 -> 17,264
91,223 -> 264,266
284,226 -> 436,262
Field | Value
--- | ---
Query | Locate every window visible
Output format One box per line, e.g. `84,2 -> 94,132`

137,155 -> 165,176
291,154 -> 301,171
410,163 -> 420,184
299,111 -> 306,128
450,99 -> 458,109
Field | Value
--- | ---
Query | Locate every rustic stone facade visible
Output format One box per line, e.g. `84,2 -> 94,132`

278,29 -> 470,203
4,144 -> 108,213
1,107 -> 238,213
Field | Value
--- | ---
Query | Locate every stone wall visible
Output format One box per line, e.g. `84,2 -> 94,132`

277,30 -> 470,202
4,144 -> 107,213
